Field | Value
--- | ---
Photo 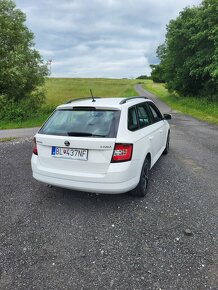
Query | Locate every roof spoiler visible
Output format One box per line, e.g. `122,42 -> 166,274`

65,97 -> 101,104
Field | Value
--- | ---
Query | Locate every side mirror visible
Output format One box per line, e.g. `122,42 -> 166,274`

163,113 -> 172,120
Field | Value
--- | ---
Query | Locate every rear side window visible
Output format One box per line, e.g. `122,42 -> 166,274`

147,102 -> 163,123
128,106 -> 138,131
39,108 -> 120,138
128,103 -> 152,131
137,103 -> 151,128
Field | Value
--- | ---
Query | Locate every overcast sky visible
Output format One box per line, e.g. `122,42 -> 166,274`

15,0 -> 201,78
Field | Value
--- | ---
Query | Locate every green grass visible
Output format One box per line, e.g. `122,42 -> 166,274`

0,137 -> 17,142
0,114 -> 48,129
44,78 -> 139,107
143,80 -> 218,125
0,78 -> 141,129
2,77 -> 216,129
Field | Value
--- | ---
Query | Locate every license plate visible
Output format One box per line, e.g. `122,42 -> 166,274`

51,146 -> 88,161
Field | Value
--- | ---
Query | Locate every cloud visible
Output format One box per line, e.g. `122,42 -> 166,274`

15,0 -> 202,78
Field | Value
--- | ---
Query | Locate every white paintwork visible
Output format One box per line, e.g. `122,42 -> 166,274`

31,97 -> 170,194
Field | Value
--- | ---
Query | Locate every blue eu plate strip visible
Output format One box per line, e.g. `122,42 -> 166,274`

51,146 -> 56,155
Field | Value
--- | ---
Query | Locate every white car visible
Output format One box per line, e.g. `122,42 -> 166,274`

31,96 -> 171,197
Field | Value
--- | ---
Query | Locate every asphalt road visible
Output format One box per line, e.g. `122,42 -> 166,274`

134,84 -> 171,114
0,90 -> 218,289
0,127 -> 39,139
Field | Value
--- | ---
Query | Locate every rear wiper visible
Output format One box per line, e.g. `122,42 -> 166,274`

67,132 -> 106,137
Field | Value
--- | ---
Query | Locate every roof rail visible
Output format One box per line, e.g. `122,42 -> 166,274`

119,96 -> 148,104
65,97 -> 101,104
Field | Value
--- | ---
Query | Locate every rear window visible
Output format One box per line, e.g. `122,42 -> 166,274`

39,108 -> 120,138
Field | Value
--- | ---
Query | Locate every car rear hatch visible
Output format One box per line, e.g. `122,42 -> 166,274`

35,107 -> 120,175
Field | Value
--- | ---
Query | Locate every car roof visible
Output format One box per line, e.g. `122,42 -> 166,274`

58,96 -> 153,110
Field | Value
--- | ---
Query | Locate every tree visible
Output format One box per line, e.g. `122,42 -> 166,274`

150,64 -> 165,83
136,75 -> 151,80
151,0 -> 218,98
149,44 -> 167,83
0,0 -> 48,103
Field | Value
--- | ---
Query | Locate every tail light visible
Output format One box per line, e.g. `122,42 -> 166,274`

111,143 -> 133,162
32,137 -> 38,155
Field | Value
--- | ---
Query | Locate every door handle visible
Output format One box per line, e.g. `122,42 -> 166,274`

159,130 -> 163,133
149,136 -> 153,140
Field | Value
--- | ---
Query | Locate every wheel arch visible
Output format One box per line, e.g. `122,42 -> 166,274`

145,152 -> 151,169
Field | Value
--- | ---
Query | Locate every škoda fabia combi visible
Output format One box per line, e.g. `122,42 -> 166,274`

31,96 -> 171,197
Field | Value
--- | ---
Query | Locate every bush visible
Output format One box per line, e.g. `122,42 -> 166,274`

0,88 -> 46,122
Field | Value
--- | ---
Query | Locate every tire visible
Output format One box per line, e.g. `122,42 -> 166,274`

131,157 -> 150,197
163,131 -> 170,155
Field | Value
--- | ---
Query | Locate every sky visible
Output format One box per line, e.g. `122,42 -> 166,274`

15,0 -> 202,78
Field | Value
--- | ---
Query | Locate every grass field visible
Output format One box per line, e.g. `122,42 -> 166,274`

143,81 -> 218,125
45,78 -> 139,107
1,78 -> 217,129
0,78 -> 141,129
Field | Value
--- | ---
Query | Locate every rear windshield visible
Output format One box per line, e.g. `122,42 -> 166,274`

39,108 -> 121,138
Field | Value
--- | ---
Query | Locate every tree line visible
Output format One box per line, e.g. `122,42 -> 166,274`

150,0 -> 218,99
0,0 -> 48,122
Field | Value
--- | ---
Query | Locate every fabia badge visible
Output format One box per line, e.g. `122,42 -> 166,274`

64,141 -> 70,147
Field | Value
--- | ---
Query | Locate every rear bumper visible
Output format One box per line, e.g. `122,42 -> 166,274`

33,172 -> 139,194
31,155 -> 140,194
